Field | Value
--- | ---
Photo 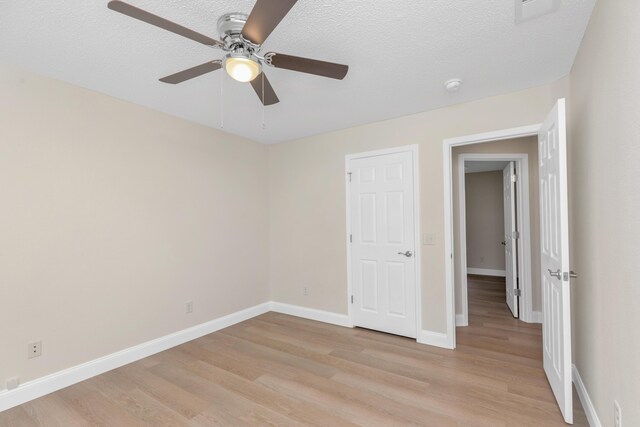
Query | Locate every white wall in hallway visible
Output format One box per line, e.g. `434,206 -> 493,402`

464,171 -> 505,272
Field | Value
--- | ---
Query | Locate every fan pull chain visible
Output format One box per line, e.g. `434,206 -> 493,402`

220,68 -> 224,129
261,72 -> 266,130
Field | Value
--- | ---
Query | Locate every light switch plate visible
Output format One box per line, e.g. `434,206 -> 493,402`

422,233 -> 436,246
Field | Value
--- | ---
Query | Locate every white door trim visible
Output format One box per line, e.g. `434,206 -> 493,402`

456,153 -> 534,326
345,144 -> 422,339
443,124 -> 540,348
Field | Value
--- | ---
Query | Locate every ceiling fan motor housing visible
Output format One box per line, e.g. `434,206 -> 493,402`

217,13 -> 250,49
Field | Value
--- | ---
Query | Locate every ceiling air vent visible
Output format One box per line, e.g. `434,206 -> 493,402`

515,0 -> 560,23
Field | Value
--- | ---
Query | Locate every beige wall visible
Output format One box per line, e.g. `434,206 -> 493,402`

463,171 -> 505,271
269,81 -> 567,333
3,2 -> 638,420
452,137 -> 541,314
568,1 -> 640,424
0,64 -> 270,388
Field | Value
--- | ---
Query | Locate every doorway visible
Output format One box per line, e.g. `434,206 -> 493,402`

345,145 -> 421,339
456,153 -> 534,327
443,99 -> 575,424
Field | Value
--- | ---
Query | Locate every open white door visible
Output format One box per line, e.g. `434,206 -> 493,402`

349,150 -> 417,338
539,99 -> 573,424
502,162 -> 519,318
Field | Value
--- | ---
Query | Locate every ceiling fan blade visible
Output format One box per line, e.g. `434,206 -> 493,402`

108,1 -> 223,48
159,61 -> 222,84
267,53 -> 348,80
241,0 -> 298,45
250,73 -> 279,106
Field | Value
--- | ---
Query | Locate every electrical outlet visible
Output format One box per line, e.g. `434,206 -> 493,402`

185,301 -> 193,314
6,377 -> 19,390
302,286 -> 309,297
614,400 -> 622,427
28,341 -> 42,359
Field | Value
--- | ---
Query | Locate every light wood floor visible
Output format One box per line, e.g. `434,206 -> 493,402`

1,275 -> 588,426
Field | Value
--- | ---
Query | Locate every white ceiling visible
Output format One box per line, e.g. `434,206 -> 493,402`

0,0 -> 595,144
465,161 -> 510,174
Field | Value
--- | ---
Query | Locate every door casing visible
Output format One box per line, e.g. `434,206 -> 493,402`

443,124 -> 541,349
345,145 -> 422,339
456,153 -> 534,327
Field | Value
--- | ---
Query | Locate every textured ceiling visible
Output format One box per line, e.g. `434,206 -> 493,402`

0,0 -> 595,144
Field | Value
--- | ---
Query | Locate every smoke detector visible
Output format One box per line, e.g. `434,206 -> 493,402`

445,79 -> 462,92
516,0 -> 561,23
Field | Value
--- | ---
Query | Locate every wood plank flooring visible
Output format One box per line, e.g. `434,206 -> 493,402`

1,275 -> 588,426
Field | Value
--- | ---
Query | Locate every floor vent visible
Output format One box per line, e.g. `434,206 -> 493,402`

515,0 -> 560,23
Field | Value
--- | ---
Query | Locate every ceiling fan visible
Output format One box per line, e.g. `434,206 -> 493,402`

107,0 -> 349,106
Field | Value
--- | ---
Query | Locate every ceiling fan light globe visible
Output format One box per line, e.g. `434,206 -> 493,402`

225,56 -> 260,82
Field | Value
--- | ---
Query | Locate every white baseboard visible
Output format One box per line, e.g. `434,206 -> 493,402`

270,303 -> 457,351
270,302 -> 352,328
466,268 -> 506,277
456,314 -> 468,327
531,311 -> 542,324
417,330 -> 454,349
573,364 -> 601,427
2,301 -> 454,412
0,302 -> 271,412
270,303 -> 455,351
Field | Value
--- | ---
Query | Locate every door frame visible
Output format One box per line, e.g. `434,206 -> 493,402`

443,125 -> 540,348
345,144 -> 422,339
456,153 -> 533,326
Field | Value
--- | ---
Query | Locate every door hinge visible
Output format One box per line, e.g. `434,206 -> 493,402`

349,234 -> 353,243
514,289 -> 522,297
347,172 -> 352,182
511,174 -> 517,183
513,231 -> 520,239
351,295 -> 354,304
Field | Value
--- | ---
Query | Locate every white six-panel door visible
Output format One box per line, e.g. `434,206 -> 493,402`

539,99 -> 573,424
349,150 -> 417,338
503,162 -> 519,318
